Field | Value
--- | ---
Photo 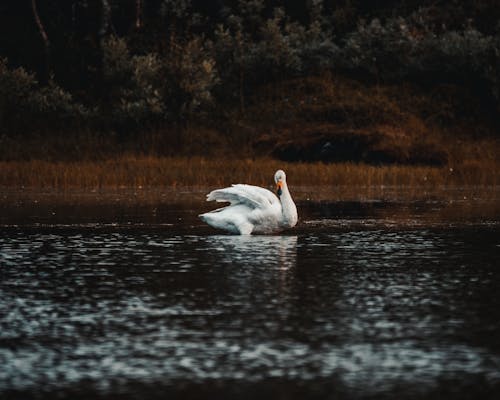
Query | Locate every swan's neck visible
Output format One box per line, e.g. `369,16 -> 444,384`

280,183 -> 298,228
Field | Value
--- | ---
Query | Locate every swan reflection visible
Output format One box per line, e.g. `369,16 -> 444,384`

205,235 -> 298,270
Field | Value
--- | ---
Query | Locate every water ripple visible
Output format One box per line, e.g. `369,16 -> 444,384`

1,225 -> 499,398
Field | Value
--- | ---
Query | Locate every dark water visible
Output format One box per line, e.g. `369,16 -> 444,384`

1,193 -> 500,399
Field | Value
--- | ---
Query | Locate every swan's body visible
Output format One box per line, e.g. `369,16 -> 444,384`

199,170 -> 298,235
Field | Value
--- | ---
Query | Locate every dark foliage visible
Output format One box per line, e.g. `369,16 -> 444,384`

0,0 -> 498,137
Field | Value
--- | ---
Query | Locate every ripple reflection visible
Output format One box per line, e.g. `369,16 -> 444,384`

1,227 -> 499,399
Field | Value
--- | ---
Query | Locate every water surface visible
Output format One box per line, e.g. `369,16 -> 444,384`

1,189 -> 499,399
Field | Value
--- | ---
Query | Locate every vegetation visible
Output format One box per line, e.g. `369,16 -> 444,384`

0,154 -> 497,190
0,1 -> 499,180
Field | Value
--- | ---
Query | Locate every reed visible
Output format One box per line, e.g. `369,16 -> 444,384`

0,156 -> 497,190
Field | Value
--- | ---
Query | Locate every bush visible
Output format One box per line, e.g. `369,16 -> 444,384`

213,6 -> 338,106
338,13 -> 500,107
100,35 -> 219,128
166,36 -> 219,115
340,18 -> 417,79
0,58 -> 88,135
99,36 -> 165,128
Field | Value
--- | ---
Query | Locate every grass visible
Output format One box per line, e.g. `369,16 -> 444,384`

0,156 -> 497,191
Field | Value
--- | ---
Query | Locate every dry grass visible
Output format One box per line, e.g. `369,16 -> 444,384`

0,156 -> 497,190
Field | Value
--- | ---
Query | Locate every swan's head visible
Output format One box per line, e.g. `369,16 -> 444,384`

274,169 -> 286,197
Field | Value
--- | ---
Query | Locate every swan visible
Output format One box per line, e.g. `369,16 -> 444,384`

199,169 -> 298,235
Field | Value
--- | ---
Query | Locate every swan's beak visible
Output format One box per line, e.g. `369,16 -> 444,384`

276,181 -> 283,197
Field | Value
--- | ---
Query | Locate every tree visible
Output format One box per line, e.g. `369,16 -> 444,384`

136,0 -> 143,29
31,0 -> 51,82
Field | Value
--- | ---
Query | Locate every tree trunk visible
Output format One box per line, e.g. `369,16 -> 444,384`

136,0 -> 143,29
97,0 -> 111,99
31,0 -> 51,82
99,0 -> 111,40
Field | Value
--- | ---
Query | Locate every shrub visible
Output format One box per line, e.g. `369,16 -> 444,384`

338,13 -> 500,107
0,58 -> 88,134
99,36 -> 165,128
166,36 -> 219,115
213,6 -> 338,107
100,35 -> 219,127
339,18 -> 415,79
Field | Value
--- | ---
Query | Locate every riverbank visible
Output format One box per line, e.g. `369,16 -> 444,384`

1,186 -> 498,235
0,156 -> 498,190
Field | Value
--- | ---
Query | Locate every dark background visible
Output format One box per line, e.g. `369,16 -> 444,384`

0,1 -> 499,159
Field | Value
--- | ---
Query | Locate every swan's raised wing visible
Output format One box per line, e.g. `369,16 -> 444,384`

206,184 -> 278,209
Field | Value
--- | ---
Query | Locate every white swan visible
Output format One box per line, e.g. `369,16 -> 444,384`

199,170 -> 298,235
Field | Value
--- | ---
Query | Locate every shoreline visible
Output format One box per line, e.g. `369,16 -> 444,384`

0,156 -> 498,190
1,184 -> 498,229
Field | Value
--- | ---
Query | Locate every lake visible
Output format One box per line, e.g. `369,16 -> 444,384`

1,188 -> 499,399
